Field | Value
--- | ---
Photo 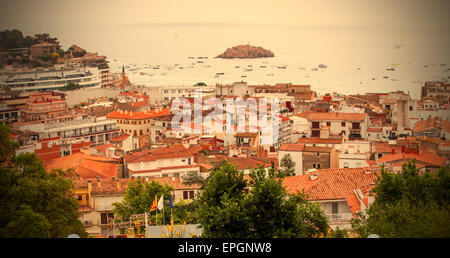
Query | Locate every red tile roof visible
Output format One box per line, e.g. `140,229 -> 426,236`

110,134 -> 130,142
413,117 -> 450,133
377,152 -> 448,167
297,112 -> 366,121
279,143 -> 305,151
46,152 -> 120,179
297,137 -> 343,144
124,144 -> 200,163
107,108 -> 170,120
367,127 -> 383,132
282,167 -> 379,201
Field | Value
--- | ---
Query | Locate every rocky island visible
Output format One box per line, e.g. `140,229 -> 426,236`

216,44 -> 274,59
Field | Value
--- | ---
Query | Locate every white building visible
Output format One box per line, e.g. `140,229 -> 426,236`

0,66 -> 102,92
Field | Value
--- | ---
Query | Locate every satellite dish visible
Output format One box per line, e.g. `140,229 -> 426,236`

367,234 -> 380,238
67,234 -> 80,238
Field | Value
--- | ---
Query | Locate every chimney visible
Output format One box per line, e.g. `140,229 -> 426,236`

368,190 -> 375,207
308,173 -> 318,181
97,176 -> 101,188
87,180 -> 92,206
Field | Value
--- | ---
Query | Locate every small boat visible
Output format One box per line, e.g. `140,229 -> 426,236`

386,67 -> 395,71
260,66 -> 266,68
204,65 -> 211,68
267,73 -> 274,76
188,57 -> 195,59
179,67 -> 184,69
214,75 -> 220,78
216,72 -> 224,75
241,75 -> 247,78
278,66 -> 287,69
153,67 -> 160,69
383,76 -> 389,79
235,66 -> 240,68
311,67 -> 318,71
188,66 -> 194,68
244,69 -> 252,72
248,65 -> 252,67
197,61 -> 204,63
372,78 -> 376,80
318,64 -> 327,68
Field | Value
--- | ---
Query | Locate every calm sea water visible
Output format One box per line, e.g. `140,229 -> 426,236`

55,23 -> 449,99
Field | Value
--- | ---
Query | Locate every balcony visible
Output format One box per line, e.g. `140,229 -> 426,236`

326,213 -> 353,223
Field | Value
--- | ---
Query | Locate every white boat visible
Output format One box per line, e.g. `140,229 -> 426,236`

318,64 -> 327,68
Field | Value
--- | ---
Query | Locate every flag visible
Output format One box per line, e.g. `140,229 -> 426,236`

157,195 -> 164,211
150,196 -> 157,211
169,194 -> 173,209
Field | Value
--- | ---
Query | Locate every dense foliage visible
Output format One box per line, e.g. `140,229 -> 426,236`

351,162 -> 450,238
0,123 -> 87,238
196,161 -> 329,238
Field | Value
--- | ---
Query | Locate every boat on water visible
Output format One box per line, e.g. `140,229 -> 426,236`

235,66 -> 240,68
318,64 -> 327,68
248,65 -> 252,67
278,66 -> 287,69
214,75 -> 220,78
188,57 -> 195,59
179,67 -> 184,69
267,73 -> 274,76
241,75 -> 247,78
197,61 -> 204,63
216,72 -> 224,75
260,66 -> 266,68
153,67 -> 160,69
204,65 -> 211,68
383,76 -> 389,79
244,69 -> 252,72
311,68 -> 318,71
188,66 -> 194,68
161,73 -> 167,75
386,67 -> 395,71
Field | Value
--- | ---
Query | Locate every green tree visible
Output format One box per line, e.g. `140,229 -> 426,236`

351,162 -> 450,238
194,82 -> 207,86
0,123 -> 86,238
0,122 -> 19,163
196,161 -> 329,238
279,153 -> 296,177
112,180 -> 174,224
244,166 -> 328,238
196,161 -> 250,237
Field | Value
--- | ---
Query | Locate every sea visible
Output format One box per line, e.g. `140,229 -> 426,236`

53,23 -> 449,99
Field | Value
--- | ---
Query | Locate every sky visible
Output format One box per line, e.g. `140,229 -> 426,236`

0,0 -> 449,33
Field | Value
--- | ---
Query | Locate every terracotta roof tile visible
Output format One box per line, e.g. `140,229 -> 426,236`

282,167 -> 379,201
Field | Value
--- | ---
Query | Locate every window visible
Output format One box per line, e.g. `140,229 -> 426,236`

77,195 -> 82,201
332,203 -> 339,214
317,164 -> 321,169
313,164 -> 316,168
409,106 -> 413,111
352,122 -> 360,129
183,190 -> 195,200
341,122 -> 345,127
385,105 -> 390,110
100,212 -> 114,224
326,122 -> 331,126
312,122 -> 320,129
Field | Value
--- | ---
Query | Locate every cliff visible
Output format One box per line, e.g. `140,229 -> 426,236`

216,44 -> 274,59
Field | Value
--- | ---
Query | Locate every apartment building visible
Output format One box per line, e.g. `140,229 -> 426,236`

297,112 -> 368,140
0,66 -> 102,91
